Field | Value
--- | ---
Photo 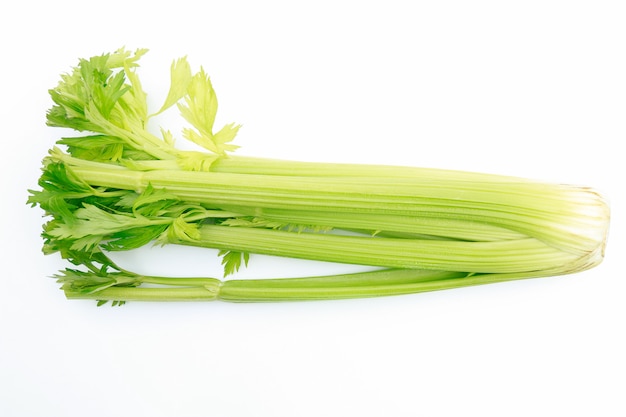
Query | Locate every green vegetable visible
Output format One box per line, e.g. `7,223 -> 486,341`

28,48 -> 610,304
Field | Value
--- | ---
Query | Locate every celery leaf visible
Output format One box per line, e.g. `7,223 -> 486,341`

152,57 -> 193,116
219,250 -> 250,277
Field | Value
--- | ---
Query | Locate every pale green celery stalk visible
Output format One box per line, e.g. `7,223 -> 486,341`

65,286 -> 220,302
135,155 -> 535,181
216,269 -> 563,302
220,207 -> 527,241
62,266 -> 584,303
63,269 -> 461,302
58,268 -> 452,301
63,159 -> 609,257
181,225 -> 587,274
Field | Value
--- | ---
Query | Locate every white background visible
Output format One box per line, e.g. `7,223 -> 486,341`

1,1 -> 624,416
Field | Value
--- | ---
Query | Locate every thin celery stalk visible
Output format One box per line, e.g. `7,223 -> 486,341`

61,267 -> 575,303
149,155 -> 535,182
219,253 -> 598,301
217,272 -> 530,302
64,286 -> 220,302
61,269 -> 458,302
219,207 -> 528,241
181,225 -> 584,274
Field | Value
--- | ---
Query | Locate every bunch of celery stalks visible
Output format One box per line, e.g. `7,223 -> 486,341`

28,48 -> 610,305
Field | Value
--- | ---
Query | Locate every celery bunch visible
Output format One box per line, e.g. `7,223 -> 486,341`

28,48 -> 610,304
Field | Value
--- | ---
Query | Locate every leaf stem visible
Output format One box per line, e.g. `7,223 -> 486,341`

62,267 -> 574,303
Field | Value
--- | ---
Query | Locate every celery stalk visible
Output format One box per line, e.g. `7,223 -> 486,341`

29,48 -> 610,305
59,158 -> 607,257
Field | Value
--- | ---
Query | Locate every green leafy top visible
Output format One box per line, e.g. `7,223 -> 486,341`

31,160 -> 254,276
178,68 -> 241,155
47,48 -> 240,170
